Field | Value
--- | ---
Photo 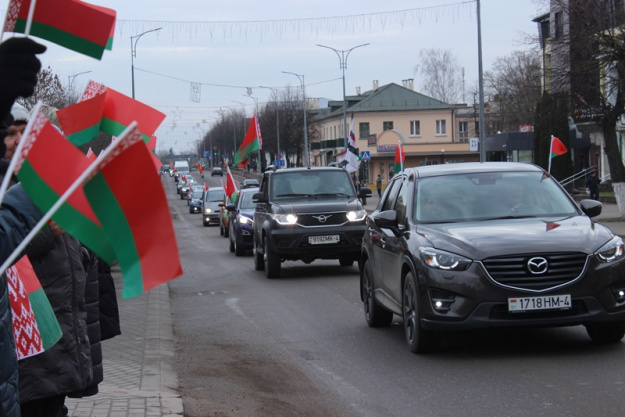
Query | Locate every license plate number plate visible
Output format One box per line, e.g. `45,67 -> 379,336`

508,294 -> 571,312
309,235 -> 340,245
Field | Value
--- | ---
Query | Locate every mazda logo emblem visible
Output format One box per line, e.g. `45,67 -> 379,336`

312,214 -> 332,223
527,257 -> 548,274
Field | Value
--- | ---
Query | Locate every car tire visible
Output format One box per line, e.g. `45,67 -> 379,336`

362,259 -> 393,327
229,235 -> 235,253
189,207 -> 193,214
403,272 -> 441,354
203,220 -> 209,227
234,232 -> 245,256
223,222 -> 229,238
263,236 -> 280,278
219,221 -> 224,236
253,237 -> 264,271
339,257 -> 354,267
585,321 -> 625,343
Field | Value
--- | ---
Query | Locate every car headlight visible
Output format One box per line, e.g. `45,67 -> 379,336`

204,208 -> 213,214
419,247 -> 472,271
595,236 -> 625,263
346,209 -> 367,222
239,215 -> 253,225
273,213 -> 297,225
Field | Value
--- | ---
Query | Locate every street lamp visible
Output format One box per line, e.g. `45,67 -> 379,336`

130,27 -> 162,99
316,43 -> 369,146
282,71 -> 309,168
259,86 -> 281,163
68,70 -> 92,94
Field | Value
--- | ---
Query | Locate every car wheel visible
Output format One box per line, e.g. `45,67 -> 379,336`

585,321 -> 625,343
223,223 -> 229,238
263,236 -> 281,278
253,237 -> 264,271
229,234 -> 235,253
219,221 -> 224,236
234,234 -> 245,256
339,257 -> 354,267
188,207 -> 193,214
362,259 -> 393,327
203,220 -> 209,227
403,272 -> 441,353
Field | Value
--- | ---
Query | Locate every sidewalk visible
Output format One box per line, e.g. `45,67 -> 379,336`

63,264 -> 183,417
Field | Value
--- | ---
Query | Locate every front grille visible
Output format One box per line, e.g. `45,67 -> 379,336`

481,252 -> 588,292
297,211 -> 347,227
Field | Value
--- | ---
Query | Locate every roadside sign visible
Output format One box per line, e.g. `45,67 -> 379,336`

470,137 -> 479,152
361,151 -> 371,161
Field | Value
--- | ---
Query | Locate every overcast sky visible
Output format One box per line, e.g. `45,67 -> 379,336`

4,0 -> 546,153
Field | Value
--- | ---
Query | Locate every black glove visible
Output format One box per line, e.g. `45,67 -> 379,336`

0,37 -> 46,128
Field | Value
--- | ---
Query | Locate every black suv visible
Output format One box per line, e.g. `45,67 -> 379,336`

252,166 -> 372,278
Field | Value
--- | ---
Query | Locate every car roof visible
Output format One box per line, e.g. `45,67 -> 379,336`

268,166 -> 346,175
401,162 -> 544,179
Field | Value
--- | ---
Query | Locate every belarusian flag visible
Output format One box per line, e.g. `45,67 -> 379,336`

86,147 -> 96,161
234,114 -> 262,168
2,0 -> 116,60
225,165 -> 238,200
548,135 -> 568,173
102,88 -> 166,143
146,136 -> 161,170
394,142 -> 405,174
7,255 -> 62,360
83,125 -> 182,298
15,107 -> 116,264
56,92 -> 106,146
57,82 -> 166,146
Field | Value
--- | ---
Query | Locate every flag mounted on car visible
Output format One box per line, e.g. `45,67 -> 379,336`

394,142 -> 405,174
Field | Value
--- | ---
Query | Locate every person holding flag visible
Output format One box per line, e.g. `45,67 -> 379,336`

0,35 -> 48,417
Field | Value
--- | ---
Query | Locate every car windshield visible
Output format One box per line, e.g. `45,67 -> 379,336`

191,190 -> 203,199
415,171 -> 579,223
271,171 -> 355,199
205,189 -> 225,202
238,191 -> 257,209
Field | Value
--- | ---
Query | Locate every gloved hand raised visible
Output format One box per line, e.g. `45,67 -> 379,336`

0,37 -> 47,123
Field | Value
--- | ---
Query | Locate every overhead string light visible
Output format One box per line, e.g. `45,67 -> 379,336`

114,1 -> 475,41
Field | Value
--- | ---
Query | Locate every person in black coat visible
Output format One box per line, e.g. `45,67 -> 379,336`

586,171 -> 600,200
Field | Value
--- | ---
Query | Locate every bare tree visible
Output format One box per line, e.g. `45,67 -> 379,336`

545,0 -> 625,213
484,49 -> 543,131
414,48 -> 463,104
17,66 -> 69,111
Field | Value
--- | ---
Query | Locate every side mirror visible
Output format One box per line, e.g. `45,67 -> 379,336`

371,210 -> 401,236
358,186 -> 372,198
580,199 -> 602,218
253,192 -> 267,203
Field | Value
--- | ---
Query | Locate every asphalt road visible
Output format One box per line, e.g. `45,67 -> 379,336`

164,172 -> 625,417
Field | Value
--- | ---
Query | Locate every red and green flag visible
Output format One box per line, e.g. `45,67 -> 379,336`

225,165 -> 238,200
548,135 -> 568,173
57,82 -> 166,147
83,125 -> 182,298
233,114 -> 262,168
56,91 -> 106,146
394,142 -> 405,174
2,0 -> 116,60
15,106 -> 116,264
7,255 -> 62,360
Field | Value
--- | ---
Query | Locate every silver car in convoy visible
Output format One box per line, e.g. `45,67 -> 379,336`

202,187 -> 225,227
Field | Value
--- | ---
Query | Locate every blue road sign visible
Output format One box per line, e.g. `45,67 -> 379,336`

361,151 -> 371,161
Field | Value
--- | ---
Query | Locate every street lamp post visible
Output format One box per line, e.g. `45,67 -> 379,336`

259,86 -> 281,162
68,70 -> 92,95
130,27 -> 162,99
282,71 -> 309,168
316,43 -> 369,147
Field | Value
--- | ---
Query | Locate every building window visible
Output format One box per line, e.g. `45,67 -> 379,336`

436,120 -> 446,135
459,121 -> 468,142
359,122 -> 370,139
383,121 -> 393,131
555,11 -> 563,39
410,120 -> 420,136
